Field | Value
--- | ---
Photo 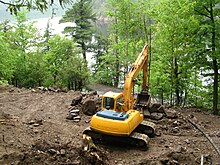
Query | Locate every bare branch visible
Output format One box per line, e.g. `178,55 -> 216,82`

203,5 -> 211,13
195,9 -> 211,19
0,0 -> 17,6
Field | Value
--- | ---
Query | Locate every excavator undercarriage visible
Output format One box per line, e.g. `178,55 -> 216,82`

83,119 -> 156,150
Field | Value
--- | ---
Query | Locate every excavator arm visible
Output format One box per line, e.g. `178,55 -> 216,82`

123,44 -> 149,111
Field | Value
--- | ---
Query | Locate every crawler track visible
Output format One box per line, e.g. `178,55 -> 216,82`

135,120 -> 156,138
83,126 -> 152,150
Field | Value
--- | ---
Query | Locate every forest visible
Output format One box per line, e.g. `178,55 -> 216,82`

0,0 -> 219,114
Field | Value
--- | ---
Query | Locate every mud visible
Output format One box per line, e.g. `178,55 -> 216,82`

0,85 -> 220,164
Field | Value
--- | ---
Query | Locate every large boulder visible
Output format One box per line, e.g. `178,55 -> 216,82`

149,103 -> 165,114
150,112 -> 164,120
82,98 -> 97,116
165,109 -> 178,119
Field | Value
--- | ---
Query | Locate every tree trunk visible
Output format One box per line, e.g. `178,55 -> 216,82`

114,17 -> 119,88
174,57 -> 180,105
212,59 -> 218,115
182,88 -> 187,107
82,42 -> 86,60
148,27 -> 152,88
210,2 -> 218,115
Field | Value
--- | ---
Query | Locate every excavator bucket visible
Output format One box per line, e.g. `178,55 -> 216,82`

135,91 -> 151,107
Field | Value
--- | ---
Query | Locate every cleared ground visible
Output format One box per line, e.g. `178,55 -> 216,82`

0,85 -> 219,164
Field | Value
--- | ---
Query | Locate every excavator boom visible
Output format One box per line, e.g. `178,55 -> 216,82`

123,44 -> 149,112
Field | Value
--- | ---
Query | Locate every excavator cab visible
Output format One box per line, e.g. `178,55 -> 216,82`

101,91 -> 123,111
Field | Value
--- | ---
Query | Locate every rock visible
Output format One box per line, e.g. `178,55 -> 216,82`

66,113 -> 74,120
58,87 -> 67,92
70,112 -> 79,117
89,91 -> 97,95
216,131 -> 220,137
166,109 -> 178,119
69,109 -> 80,113
48,149 -> 57,155
71,95 -> 83,106
28,120 -> 35,125
160,158 -> 169,164
82,98 -> 97,116
48,87 -> 56,92
143,109 -> 151,117
184,139 -> 190,144
32,123 -> 40,127
149,103 -> 165,113
169,160 -> 179,165
33,129 -> 39,133
35,119 -> 43,125
150,112 -> 164,120
171,127 -> 179,133
38,86 -> 44,90
175,146 -> 187,153
60,149 -> 65,156
73,116 -> 81,120
31,89 -> 36,92
173,120 -> 181,126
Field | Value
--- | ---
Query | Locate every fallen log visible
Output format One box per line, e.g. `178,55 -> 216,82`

188,119 -> 220,156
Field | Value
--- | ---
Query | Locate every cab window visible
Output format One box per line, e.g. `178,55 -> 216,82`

103,97 -> 114,110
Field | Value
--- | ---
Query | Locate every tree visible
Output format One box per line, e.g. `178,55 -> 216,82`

10,10 -> 41,87
149,0 -> 201,106
193,0 -> 220,115
60,0 -> 96,61
44,34 -> 90,90
91,33 -> 109,73
0,20 -> 16,84
0,0 -> 72,15
45,35 -> 73,85
61,54 -> 90,90
95,0 -> 152,87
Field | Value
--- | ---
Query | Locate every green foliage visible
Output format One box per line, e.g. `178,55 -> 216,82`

95,0 -> 152,86
0,10 -> 90,90
93,0 -> 219,113
9,10 -> 42,87
61,54 -> 90,90
45,34 -> 90,90
0,31 -> 16,82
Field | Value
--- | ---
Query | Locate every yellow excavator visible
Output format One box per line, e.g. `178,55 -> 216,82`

83,44 -> 156,150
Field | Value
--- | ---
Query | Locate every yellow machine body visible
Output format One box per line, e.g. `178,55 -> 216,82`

90,110 -> 144,136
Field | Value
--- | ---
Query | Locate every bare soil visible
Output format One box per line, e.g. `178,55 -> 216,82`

0,85 -> 220,165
